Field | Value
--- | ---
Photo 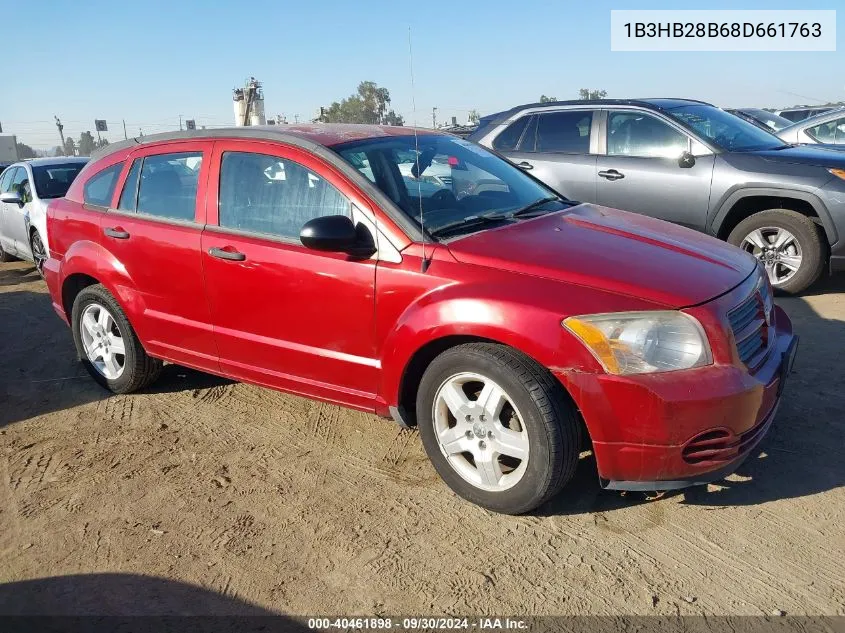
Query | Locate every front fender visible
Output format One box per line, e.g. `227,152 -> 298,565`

379,281 -> 608,410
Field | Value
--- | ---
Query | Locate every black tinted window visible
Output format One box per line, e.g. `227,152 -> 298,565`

219,152 -> 350,239
137,152 -> 202,221
33,164 -> 85,199
83,163 -> 123,207
536,111 -> 592,153
492,116 -> 530,151
118,159 -> 142,211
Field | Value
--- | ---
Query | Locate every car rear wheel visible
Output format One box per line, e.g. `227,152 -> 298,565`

29,230 -> 46,278
728,209 -> 825,294
416,342 -> 580,515
71,284 -> 163,393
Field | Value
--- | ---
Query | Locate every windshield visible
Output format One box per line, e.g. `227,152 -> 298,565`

740,109 -> 793,131
32,163 -> 86,199
667,105 -> 786,151
334,135 -> 564,236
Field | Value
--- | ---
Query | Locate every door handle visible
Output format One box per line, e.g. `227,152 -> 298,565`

208,247 -> 246,262
598,169 -> 624,181
104,227 -> 130,239
516,161 -> 533,170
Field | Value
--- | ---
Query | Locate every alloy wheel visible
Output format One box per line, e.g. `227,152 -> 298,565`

432,372 -> 529,492
741,226 -> 803,287
79,303 -> 127,380
30,232 -> 47,275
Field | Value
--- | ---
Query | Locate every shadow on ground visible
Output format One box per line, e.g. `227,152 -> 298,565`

0,573 -> 287,616
0,267 -> 232,429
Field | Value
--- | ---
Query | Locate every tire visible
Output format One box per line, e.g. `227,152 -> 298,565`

416,342 -> 580,515
29,230 -> 46,278
71,284 -> 163,393
727,209 -> 825,294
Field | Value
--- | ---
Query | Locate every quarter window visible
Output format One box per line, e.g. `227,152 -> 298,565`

136,152 -> 202,221
535,111 -> 593,153
83,163 -> 123,207
118,159 -> 142,211
0,167 -> 18,193
806,116 -> 845,144
218,151 -> 350,239
607,111 -> 689,158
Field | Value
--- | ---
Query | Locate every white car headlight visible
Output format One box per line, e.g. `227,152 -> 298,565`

562,311 -> 712,375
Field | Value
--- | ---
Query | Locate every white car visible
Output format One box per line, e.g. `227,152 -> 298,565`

777,107 -> 845,146
0,157 -> 87,271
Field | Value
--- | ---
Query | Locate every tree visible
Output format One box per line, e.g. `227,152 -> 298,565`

62,138 -> 77,156
78,131 -> 96,156
539,95 -> 557,103
50,145 -> 64,157
96,138 -> 110,149
468,109 -> 481,124
322,81 -> 404,126
579,89 -> 607,100
16,142 -> 37,159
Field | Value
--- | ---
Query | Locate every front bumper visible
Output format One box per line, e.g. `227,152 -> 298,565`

555,307 -> 797,490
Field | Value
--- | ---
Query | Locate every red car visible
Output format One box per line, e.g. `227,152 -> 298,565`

43,125 -> 797,514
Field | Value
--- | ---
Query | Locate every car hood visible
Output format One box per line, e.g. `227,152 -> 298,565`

752,144 -> 845,168
446,204 -> 757,308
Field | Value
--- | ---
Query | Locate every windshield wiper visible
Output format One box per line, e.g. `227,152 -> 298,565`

508,196 -> 562,218
429,213 -> 513,238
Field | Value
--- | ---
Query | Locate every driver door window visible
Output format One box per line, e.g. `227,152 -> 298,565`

607,111 -> 689,158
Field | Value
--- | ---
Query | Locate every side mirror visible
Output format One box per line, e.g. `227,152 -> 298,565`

0,191 -> 23,206
678,151 -> 696,168
300,215 -> 376,258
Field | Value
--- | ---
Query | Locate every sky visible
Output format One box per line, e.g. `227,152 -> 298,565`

7,0 -> 843,150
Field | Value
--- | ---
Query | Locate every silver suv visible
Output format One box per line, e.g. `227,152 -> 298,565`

470,98 -> 845,293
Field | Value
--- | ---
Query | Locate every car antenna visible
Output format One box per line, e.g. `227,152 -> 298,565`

408,26 -> 431,273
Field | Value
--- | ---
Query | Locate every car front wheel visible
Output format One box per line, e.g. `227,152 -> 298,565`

29,230 -> 47,277
728,209 -> 825,294
71,284 -> 163,393
417,343 -> 580,515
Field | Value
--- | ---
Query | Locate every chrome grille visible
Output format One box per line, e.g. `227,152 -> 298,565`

728,285 -> 769,367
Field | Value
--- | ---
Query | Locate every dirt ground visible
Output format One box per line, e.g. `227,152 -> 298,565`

0,259 -> 843,618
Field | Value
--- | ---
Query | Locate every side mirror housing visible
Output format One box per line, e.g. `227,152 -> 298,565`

0,191 -> 23,206
678,151 -> 696,168
300,215 -> 376,258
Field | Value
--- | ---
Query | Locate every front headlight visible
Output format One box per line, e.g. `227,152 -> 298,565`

562,311 -> 712,375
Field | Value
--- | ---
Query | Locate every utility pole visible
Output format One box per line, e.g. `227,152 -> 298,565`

294,114 -> 300,123
178,114 -> 183,131
55,116 -> 66,155
123,120 -> 128,140
432,107 -> 438,129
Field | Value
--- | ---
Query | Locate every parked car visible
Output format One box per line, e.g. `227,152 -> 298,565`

0,157 -> 88,270
43,125 -> 797,514
775,106 -> 839,123
726,108 -> 793,132
777,107 -> 845,146
470,98 -> 845,293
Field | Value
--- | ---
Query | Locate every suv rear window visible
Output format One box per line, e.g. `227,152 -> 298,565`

83,163 -> 123,207
136,152 -> 202,221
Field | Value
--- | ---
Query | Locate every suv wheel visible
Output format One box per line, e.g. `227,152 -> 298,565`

29,230 -> 46,278
71,284 -> 163,393
728,209 -> 825,294
416,343 -> 580,515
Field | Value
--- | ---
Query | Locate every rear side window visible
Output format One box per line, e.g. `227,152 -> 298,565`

136,152 -> 202,221
806,116 -> 845,144
492,116 -> 530,152
218,151 -> 350,239
118,159 -> 142,211
536,111 -> 593,153
83,163 -> 123,207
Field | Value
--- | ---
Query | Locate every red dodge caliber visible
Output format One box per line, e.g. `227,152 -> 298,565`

44,125 -> 797,514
